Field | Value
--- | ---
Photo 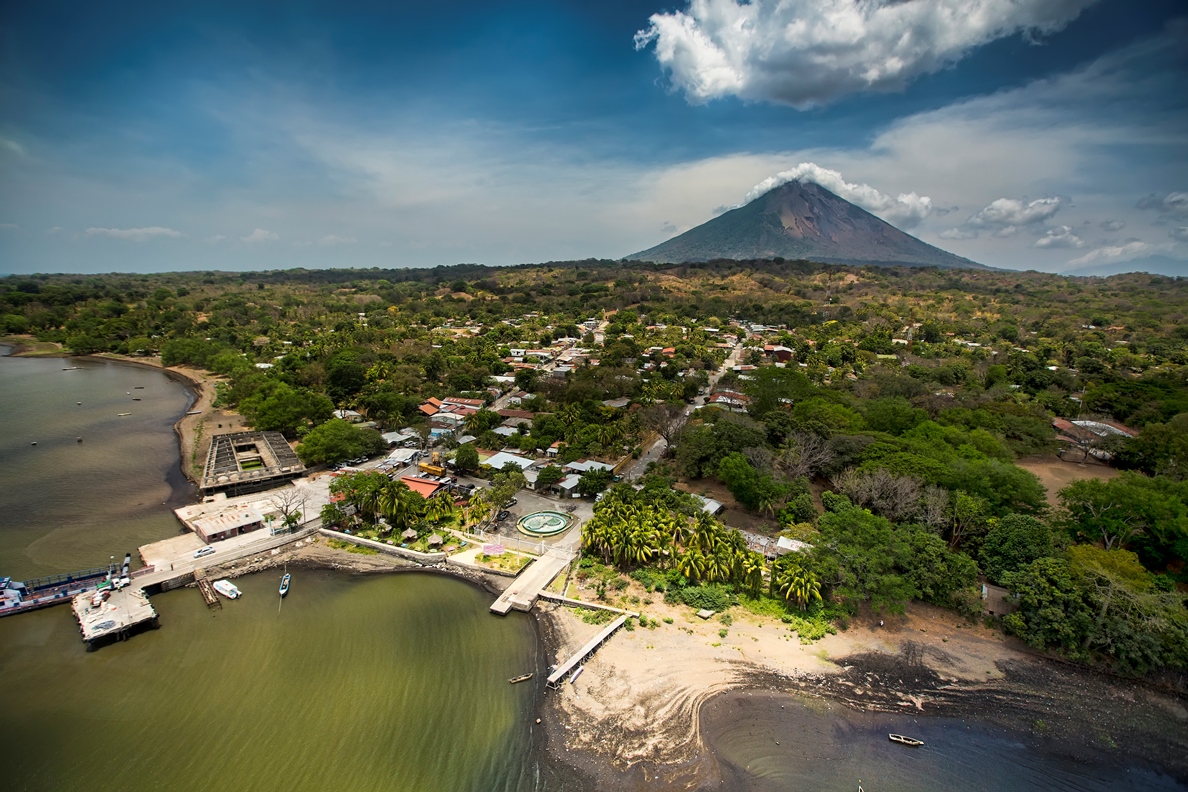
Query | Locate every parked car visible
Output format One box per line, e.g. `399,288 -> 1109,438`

496,510 -> 511,522
505,497 -> 518,507
194,546 -> 216,558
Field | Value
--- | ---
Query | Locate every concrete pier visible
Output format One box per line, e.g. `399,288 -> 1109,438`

489,547 -> 573,615
72,587 -> 158,646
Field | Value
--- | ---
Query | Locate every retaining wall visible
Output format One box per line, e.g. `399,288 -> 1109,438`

319,529 -> 447,564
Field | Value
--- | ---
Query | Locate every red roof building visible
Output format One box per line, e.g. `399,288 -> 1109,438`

400,476 -> 446,499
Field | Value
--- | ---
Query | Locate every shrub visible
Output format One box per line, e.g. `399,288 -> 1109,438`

677,584 -> 733,612
630,567 -> 668,592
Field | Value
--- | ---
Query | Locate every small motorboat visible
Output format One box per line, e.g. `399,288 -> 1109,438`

279,573 -> 291,598
117,413 -> 131,417
889,733 -> 924,747
508,673 -> 533,684
569,666 -> 584,685
213,580 -> 241,600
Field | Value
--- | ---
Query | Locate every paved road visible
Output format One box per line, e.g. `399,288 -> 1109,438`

624,342 -> 740,482
134,522 -> 320,590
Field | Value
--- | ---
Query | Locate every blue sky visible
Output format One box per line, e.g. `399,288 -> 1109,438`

1,0 -> 1185,275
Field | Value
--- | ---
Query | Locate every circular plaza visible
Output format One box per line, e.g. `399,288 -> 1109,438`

516,510 -> 575,538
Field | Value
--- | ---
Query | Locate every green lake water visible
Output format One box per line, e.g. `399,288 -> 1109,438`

0,353 -> 557,792
0,352 -> 194,578
1,570 -> 543,792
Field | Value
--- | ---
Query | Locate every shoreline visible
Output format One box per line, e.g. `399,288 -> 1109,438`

80,353 -> 220,487
532,587 -> 1188,789
0,340 -> 221,488
5,338 -> 1183,787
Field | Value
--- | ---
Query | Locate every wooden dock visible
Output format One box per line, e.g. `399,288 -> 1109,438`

546,614 -> 629,689
194,569 -> 221,609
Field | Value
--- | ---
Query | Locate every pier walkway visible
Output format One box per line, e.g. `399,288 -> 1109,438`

545,613 -> 630,689
489,547 -> 574,615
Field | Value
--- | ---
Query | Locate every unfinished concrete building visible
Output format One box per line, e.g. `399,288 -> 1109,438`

201,431 -> 305,496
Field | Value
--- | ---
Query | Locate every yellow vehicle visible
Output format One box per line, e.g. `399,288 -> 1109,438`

418,462 -> 447,477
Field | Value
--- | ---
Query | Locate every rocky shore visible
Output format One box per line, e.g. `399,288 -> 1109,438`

199,535 -> 514,599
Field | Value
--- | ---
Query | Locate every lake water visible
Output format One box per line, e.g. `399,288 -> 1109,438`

0,351 -> 1182,791
702,692 -> 1184,791
0,569 -> 546,792
0,352 -> 563,792
0,352 -> 194,578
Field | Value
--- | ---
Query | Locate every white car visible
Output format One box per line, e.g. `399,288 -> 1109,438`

194,546 -> 216,559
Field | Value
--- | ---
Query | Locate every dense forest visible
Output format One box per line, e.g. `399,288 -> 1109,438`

3,258 -> 1187,675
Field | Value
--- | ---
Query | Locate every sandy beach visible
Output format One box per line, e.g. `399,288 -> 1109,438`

536,575 -> 1188,789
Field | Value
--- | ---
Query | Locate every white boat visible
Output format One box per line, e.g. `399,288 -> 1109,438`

212,580 -> 241,599
569,665 -> 584,684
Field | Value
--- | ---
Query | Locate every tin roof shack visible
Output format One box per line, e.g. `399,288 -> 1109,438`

201,431 -> 305,496
190,508 -> 265,544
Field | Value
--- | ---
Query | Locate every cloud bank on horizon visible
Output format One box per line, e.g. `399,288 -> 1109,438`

0,0 -> 1184,275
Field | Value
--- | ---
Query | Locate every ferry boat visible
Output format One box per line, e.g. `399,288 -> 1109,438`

279,573 -> 291,597
213,580 -> 241,600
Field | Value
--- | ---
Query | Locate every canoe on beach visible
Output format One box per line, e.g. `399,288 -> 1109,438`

889,733 -> 924,746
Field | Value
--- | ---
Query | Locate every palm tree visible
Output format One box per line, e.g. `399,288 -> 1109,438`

597,422 -> 623,449
425,491 -> 456,525
740,552 -> 765,598
676,548 -> 706,584
557,403 -> 582,427
380,480 -> 421,534
464,411 -> 487,434
774,560 -> 822,611
353,473 -> 386,523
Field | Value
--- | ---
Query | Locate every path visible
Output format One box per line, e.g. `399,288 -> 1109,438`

132,522 -> 320,591
623,341 -> 740,482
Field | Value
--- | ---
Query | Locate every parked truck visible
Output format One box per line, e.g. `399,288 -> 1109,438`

418,462 -> 447,478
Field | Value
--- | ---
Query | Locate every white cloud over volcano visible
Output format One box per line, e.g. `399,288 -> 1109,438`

741,162 -> 933,228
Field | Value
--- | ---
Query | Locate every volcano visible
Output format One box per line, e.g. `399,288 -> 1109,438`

626,180 -> 981,269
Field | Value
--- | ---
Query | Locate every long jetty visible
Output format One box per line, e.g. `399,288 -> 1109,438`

545,613 -> 631,689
